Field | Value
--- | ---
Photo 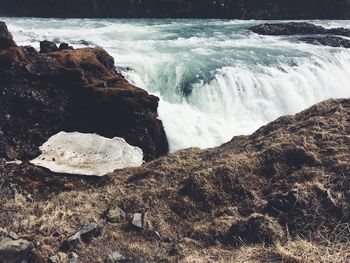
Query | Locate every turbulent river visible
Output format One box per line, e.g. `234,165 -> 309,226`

3,18 -> 350,151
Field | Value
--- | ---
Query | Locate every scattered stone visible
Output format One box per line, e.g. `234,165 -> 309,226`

60,221 -> 101,251
48,253 -> 68,263
131,213 -> 147,229
0,228 -> 18,240
5,160 -> 22,165
40,40 -> 58,53
0,228 -> 34,263
0,21 -> 16,49
106,206 -> 126,223
105,251 -> 126,262
105,252 -> 146,263
68,252 -> 79,263
48,255 -> 61,263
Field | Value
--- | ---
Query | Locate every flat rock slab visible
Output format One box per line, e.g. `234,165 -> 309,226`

30,132 -> 143,176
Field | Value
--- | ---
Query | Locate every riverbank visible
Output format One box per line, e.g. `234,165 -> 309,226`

1,21 -> 350,263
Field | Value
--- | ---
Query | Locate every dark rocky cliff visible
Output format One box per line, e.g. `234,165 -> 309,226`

0,0 -> 349,19
0,22 -> 169,162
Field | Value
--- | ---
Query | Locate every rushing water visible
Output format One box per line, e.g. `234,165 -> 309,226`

3,18 -> 350,151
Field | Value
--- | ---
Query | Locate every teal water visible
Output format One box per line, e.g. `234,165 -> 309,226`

3,18 -> 350,151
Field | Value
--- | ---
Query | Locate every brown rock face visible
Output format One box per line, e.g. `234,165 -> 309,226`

0,22 -> 16,49
0,22 -> 168,162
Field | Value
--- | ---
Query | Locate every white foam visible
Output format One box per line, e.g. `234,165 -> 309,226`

4,18 -> 350,152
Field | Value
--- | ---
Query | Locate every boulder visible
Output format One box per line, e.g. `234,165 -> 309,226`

40,40 -> 59,53
131,213 -> 147,229
106,206 -> 127,223
0,22 -> 16,49
299,35 -> 350,48
60,221 -> 101,251
30,132 -> 143,176
0,228 -> 34,263
59,43 -> 74,51
250,22 -> 350,37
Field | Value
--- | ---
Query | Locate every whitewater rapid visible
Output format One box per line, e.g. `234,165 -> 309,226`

4,18 -> 350,151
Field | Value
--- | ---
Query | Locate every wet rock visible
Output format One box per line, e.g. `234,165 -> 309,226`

251,22 -> 327,35
40,40 -> 59,53
299,35 -> 350,48
251,22 -> 350,37
106,206 -> 126,223
75,40 -> 94,46
59,43 -> 74,51
0,228 -> 34,263
0,21 -> 16,49
60,221 -> 101,251
226,213 -> 284,246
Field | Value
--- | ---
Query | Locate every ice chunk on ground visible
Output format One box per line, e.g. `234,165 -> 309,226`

30,132 -> 143,176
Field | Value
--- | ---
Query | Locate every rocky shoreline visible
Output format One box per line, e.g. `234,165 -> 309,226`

1,22 -> 350,262
0,0 -> 349,19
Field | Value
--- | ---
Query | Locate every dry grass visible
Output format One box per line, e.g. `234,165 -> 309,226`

1,99 -> 349,262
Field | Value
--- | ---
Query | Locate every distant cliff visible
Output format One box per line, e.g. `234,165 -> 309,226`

0,0 -> 349,19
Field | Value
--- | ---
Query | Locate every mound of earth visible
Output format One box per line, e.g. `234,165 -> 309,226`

1,98 -> 349,262
0,21 -> 168,162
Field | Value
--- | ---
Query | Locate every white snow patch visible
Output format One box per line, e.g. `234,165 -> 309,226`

30,132 -> 143,176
